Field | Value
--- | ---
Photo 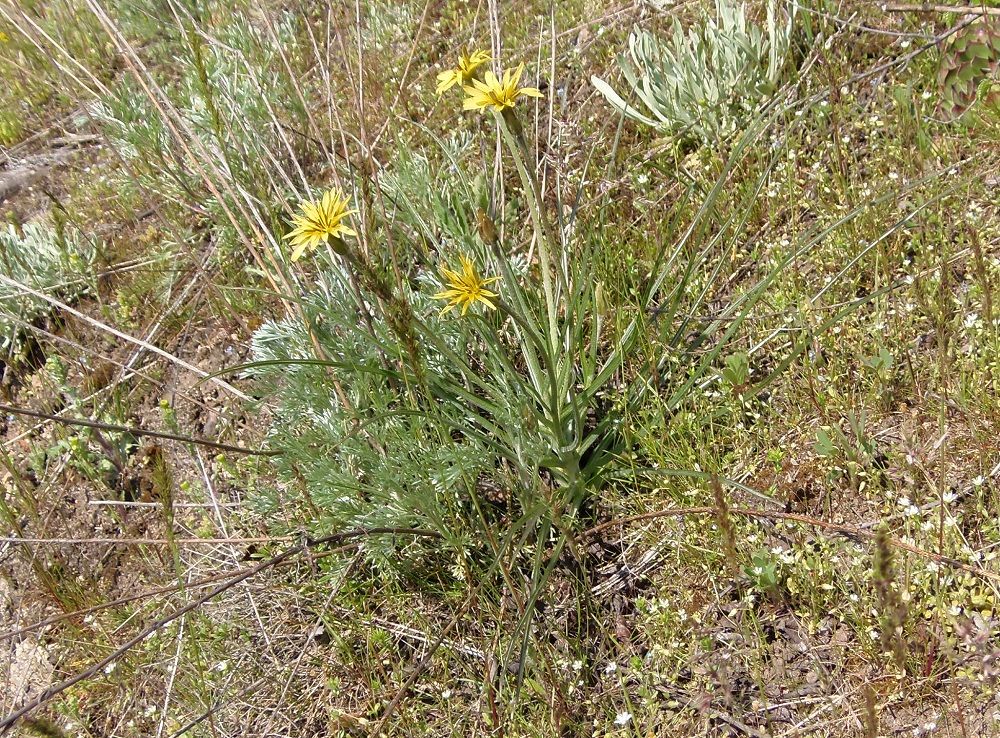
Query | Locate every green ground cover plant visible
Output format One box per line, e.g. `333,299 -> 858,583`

0,0 -> 998,735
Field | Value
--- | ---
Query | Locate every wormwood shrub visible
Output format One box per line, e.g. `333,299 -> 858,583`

0,221 -> 96,357
91,5 -> 306,273
94,10 -> 302,197
251,251 -> 496,576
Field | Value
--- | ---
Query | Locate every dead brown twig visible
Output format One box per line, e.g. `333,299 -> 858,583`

1,535 -> 294,545
883,3 -> 1000,17
0,403 -> 276,457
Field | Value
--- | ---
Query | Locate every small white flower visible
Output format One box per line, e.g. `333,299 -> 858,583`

942,491 -> 957,504
604,662 -> 618,674
441,688 -> 453,699
614,712 -> 632,727
571,659 -> 583,671
637,173 -> 649,185
974,476 -> 985,487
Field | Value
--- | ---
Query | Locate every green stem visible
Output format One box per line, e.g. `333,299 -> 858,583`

496,110 -> 561,355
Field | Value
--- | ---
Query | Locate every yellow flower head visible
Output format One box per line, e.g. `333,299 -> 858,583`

436,48 -> 491,95
285,188 -> 358,262
433,254 -> 500,315
462,63 -> 542,113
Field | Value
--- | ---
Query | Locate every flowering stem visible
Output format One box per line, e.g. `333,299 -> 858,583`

496,110 -> 561,354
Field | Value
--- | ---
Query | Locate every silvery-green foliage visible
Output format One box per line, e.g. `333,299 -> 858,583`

250,262 -> 497,577
90,86 -> 182,200
92,11 -> 302,211
379,133 -> 484,250
0,222 -> 96,354
592,0 -> 797,144
251,136 -> 551,575
364,0 -> 416,52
